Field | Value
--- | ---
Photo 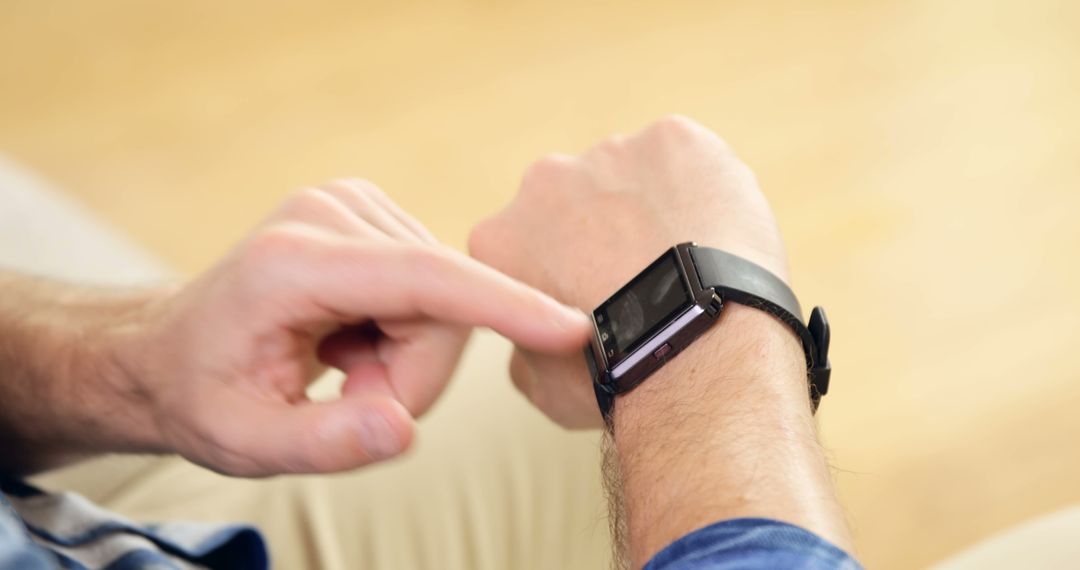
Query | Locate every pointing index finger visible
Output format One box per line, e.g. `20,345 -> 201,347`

307,242 -> 592,353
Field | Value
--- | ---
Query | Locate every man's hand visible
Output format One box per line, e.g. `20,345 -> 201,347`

471,117 -> 854,566
469,116 -> 791,428
0,180 -> 591,477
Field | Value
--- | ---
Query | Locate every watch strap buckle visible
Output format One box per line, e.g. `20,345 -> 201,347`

807,306 -> 832,403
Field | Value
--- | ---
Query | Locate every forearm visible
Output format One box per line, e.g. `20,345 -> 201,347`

0,272 -> 169,475
609,304 -> 853,567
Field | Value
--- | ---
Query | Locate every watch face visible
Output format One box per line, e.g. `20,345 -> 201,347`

594,251 -> 693,367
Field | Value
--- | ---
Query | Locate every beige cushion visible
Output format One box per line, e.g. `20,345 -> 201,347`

930,506 -> 1080,570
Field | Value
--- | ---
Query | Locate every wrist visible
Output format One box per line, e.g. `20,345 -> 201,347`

608,303 -> 848,565
86,290 -> 175,455
33,285 -> 174,455
0,277 -> 177,474
612,303 -> 811,437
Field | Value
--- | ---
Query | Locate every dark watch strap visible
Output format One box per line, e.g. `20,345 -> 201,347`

689,246 -> 832,409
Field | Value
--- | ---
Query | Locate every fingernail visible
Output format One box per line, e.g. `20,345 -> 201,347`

356,410 -> 403,460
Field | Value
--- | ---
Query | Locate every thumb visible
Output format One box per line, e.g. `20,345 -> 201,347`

210,391 -> 415,476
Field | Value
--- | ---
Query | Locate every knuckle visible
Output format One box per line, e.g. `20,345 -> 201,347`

587,134 -> 627,158
652,114 -> 733,152
332,178 -> 385,202
286,186 -> 328,209
232,225 -> 319,302
466,219 -> 495,260
246,223 -> 312,262
656,114 -> 699,135
521,153 -> 574,190
280,187 -> 342,220
663,113 -> 696,126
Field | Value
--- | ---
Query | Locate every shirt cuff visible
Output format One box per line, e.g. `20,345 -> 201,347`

643,518 -> 862,570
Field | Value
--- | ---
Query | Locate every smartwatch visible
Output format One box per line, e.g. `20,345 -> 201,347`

585,243 -> 832,422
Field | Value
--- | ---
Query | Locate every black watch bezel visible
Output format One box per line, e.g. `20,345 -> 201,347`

585,242 -> 831,423
587,243 -> 722,400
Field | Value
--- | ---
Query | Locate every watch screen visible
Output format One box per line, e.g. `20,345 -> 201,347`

596,251 -> 692,361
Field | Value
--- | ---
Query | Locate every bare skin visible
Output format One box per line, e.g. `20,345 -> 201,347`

0,179 -> 591,477
470,116 -> 856,566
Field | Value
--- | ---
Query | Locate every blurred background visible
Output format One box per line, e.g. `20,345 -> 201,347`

1,0 -> 1078,568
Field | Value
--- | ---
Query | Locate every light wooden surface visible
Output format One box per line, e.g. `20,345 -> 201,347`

2,1 -> 1079,567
